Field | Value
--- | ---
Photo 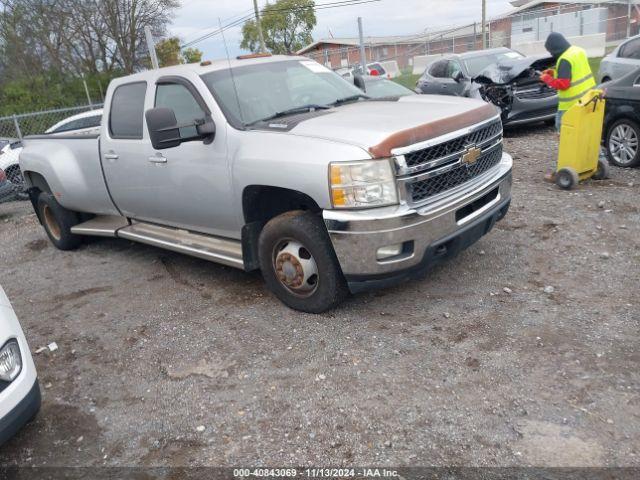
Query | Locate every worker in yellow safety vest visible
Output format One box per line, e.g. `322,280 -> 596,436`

539,32 -> 596,181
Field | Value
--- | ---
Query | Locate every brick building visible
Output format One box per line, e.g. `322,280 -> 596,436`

297,1 -> 639,69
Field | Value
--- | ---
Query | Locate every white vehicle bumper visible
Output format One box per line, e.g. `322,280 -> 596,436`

0,286 -> 40,446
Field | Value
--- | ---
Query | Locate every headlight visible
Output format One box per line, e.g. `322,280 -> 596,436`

0,340 -> 22,382
329,159 -> 398,208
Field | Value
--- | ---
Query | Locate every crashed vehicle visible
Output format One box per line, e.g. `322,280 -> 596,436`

416,48 -> 558,127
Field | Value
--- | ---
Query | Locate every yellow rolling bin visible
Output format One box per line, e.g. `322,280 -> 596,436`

556,89 -> 610,190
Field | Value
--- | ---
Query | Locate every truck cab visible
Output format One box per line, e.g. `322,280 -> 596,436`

20,55 -> 512,313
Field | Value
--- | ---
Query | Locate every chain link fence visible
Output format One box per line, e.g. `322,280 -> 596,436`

0,104 -> 103,205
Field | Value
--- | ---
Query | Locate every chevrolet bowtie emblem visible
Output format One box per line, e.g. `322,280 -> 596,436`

462,146 -> 482,165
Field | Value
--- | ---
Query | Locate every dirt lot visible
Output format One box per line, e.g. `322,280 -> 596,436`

0,125 -> 638,467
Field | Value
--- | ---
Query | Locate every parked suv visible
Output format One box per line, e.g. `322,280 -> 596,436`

20,55 -> 512,313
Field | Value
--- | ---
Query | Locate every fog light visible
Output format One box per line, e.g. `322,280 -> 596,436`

0,340 -> 22,382
377,243 -> 404,261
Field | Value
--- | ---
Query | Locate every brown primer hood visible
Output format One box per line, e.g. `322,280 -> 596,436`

368,103 -> 498,158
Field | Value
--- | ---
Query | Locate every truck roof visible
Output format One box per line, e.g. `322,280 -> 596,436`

116,54 -> 309,83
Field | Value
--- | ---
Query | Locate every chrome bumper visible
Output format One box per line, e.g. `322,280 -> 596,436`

323,152 -> 513,286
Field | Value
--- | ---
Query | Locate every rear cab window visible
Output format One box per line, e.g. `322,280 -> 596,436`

109,82 -> 147,139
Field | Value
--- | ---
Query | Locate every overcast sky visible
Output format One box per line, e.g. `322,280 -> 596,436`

170,0 -> 515,59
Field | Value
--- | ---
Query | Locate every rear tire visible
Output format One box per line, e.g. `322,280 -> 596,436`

36,192 -> 82,250
556,168 -> 579,190
258,210 -> 348,313
606,118 -> 640,167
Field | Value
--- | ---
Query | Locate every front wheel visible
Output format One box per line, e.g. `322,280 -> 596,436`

556,168 -> 579,190
606,119 -> 640,167
258,211 -> 348,313
593,157 -> 610,180
37,192 -> 83,250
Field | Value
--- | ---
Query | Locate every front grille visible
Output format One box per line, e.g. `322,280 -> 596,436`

407,145 -> 503,203
404,120 -> 502,168
515,87 -> 556,100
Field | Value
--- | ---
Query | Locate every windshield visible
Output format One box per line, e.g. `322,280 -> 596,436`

364,78 -> 414,99
201,59 -> 366,126
463,51 -> 524,77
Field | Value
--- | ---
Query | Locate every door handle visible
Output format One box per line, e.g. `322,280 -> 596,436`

104,153 -> 119,160
148,154 -> 167,164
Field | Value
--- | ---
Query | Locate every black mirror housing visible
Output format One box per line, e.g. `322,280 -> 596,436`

196,119 -> 216,144
454,71 -> 465,83
353,74 -> 366,92
146,107 -> 181,150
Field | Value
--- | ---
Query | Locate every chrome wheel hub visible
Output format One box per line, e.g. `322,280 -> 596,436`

273,239 -> 319,297
610,124 -> 638,165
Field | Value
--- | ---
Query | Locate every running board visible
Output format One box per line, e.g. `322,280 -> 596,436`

116,222 -> 244,269
71,215 -> 130,237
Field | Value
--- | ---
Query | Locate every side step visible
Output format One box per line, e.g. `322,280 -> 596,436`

71,215 -> 130,237
117,222 -> 244,269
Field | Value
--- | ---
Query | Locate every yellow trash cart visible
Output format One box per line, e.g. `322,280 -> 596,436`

556,89 -> 610,190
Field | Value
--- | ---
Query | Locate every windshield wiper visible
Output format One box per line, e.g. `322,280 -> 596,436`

330,94 -> 369,106
248,104 -> 330,125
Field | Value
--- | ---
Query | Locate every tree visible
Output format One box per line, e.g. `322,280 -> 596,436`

156,37 -> 182,67
182,47 -> 203,64
241,0 -> 316,55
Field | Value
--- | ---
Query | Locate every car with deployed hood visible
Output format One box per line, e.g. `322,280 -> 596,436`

416,47 -> 558,126
0,285 -> 41,446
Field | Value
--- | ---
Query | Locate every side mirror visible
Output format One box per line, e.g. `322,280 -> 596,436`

146,107 -> 181,150
453,71 -> 465,83
196,118 -> 216,145
353,74 -> 366,92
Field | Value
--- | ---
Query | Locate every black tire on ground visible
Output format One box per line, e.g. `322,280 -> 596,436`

258,210 -> 348,313
606,118 -> 640,168
593,157 -> 610,180
36,192 -> 83,250
544,119 -> 556,127
556,167 -> 579,190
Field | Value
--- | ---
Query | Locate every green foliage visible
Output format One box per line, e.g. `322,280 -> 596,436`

0,72 -> 119,117
156,37 -> 183,67
241,0 -> 316,54
182,47 -> 203,64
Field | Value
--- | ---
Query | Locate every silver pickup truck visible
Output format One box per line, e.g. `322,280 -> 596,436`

20,54 -> 512,313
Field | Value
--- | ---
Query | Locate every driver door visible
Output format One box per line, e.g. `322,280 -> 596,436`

101,76 -> 237,238
441,60 -> 466,96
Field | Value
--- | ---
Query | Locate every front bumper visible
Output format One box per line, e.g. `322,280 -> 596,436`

0,379 -> 40,446
504,93 -> 558,126
324,153 -> 512,293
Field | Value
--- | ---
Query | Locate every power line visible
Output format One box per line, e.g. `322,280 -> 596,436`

180,0 -> 383,49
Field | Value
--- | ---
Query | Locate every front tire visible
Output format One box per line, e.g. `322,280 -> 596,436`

606,119 -> 640,167
258,211 -> 348,313
37,192 -> 82,250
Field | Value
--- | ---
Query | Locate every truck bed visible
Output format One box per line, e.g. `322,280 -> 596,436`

19,134 -> 120,216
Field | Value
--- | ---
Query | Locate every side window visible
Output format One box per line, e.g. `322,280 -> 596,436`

447,61 -> 463,79
429,60 -> 448,78
155,83 -> 206,139
110,82 -> 147,139
619,38 -> 640,59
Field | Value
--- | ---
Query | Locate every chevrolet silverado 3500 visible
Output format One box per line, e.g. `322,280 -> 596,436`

19,55 -> 513,313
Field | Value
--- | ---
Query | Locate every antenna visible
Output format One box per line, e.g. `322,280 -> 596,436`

219,17 -> 245,125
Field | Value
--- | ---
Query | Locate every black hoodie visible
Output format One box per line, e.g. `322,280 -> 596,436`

544,32 -> 572,80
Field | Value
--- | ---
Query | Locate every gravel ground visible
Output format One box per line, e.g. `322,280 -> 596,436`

0,125 -> 638,467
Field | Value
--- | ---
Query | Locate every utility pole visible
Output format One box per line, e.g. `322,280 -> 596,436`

628,0 -> 632,39
253,0 -> 267,53
81,73 -> 93,107
482,0 -> 487,49
144,26 -> 159,69
358,17 -> 367,74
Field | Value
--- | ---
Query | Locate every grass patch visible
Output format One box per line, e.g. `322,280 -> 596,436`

393,72 -> 420,90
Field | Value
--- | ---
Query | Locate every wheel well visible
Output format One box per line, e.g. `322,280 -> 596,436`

241,186 -> 322,271
23,171 -> 52,194
602,76 -> 611,83
242,185 -> 321,224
